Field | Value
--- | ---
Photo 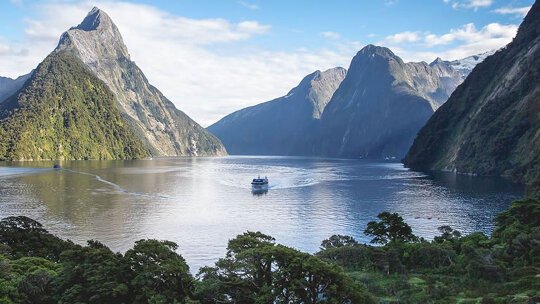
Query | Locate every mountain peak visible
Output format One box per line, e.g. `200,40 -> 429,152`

358,44 -> 397,59
430,57 -> 445,65
74,7 -> 113,31
56,6 -> 129,61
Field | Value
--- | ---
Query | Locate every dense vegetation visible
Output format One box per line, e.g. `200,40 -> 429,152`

0,196 -> 538,303
317,201 -> 540,303
0,217 -> 373,303
0,51 -> 148,161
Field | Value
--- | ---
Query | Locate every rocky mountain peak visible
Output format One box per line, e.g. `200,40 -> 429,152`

308,67 -> 347,118
346,45 -> 404,79
357,44 -> 399,61
282,67 -> 346,118
430,57 -> 446,66
294,67 -> 346,90
56,7 -> 129,61
53,7 -> 226,157
75,7 -> 112,31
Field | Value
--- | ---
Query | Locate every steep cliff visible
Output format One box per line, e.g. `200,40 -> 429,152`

55,7 -> 226,156
208,68 -> 346,155
404,1 -> 540,184
318,45 -> 463,159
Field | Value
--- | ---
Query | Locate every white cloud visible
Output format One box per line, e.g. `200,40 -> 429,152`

384,31 -> 422,44
379,22 -> 518,62
467,0 -> 493,8
239,1 -> 259,10
423,23 -> 517,47
445,0 -> 493,10
0,0 -> 522,126
320,31 -> 341,40
0,1 -> 354,126
493,6 -> 531,17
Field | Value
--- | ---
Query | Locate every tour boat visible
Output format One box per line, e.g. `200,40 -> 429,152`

251,176 -> 269,192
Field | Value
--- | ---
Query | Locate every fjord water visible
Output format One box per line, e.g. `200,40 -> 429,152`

0,157 -> 522,271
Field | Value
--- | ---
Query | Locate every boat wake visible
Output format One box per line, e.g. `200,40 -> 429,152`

211,163 -> 349,190
63,169 -> 172,199
0,167 -> 50,178
206,161 -> 428,191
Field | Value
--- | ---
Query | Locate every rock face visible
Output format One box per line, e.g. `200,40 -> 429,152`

317,45 -> 464,159
208,68 -> 346,155
55,7 -> 226,156
208,45 -> 491,158
404,1 -> 540,185
0,51 -> 148,161
0,73 -> 31,103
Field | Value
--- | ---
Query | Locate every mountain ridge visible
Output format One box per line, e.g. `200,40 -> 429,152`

208,67 -> 346,155
317,44 -> 464,159
403,0 -> 540,185
0,73 -> 32,104
56,7 -> 226,156
0,51 -> 148,161
209,45 -> 490,158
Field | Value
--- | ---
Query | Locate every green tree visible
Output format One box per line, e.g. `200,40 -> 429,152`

196,231 -> 374,303
433,225 -> 462,244
320,235 -> 359,250
0,216 -> 72,261
364,212 -> 417,245
54,240 -> 129,304
124,239 -> 193,304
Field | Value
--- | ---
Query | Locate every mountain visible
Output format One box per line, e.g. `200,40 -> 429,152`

55,7 -> 226,156
0,51 -> 148,161
404,1 -> 540,185
0,73 -> 31,103
208,68 -> 346,155
447,50 -> 495,77
317,45 -> 465,159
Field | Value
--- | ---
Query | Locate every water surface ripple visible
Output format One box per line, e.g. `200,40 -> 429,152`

0,157 -> 523,271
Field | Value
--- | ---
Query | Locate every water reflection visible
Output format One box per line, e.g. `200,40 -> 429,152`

252,190 -> 268,196
0,157 -> 523,271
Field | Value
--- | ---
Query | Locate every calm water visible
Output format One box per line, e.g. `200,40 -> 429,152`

0,157 -> 523,271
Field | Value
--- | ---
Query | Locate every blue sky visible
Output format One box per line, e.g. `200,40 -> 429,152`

0,0 -> 534,125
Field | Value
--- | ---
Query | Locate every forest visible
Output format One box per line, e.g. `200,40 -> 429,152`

0,196 -> 538,303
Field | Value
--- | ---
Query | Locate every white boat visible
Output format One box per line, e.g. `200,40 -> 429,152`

251,176 -> 269,192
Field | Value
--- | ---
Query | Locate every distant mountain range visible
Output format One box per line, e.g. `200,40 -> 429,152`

447,51 -> 495,78
0,73 -> 31,103
0,7 -> 226,160
209,46 -> 489,158
208,68 -> 346,155
404,0 -> 540,185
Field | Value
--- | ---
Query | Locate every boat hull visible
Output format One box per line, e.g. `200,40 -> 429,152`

251,184 -> 269,191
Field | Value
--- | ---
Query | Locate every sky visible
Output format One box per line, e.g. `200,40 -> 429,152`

0,0 -> 534,126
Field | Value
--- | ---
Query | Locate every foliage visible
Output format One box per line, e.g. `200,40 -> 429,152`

0,51 -> 148,161
0,198 -> 538,303
0,216 -> 74,261
195,231 -> 374,303
54,240 -> 129,303
320,235 -> 359,250
317,198 -> 540,303
124,240 -> 193,303
364,212 -> 418,244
